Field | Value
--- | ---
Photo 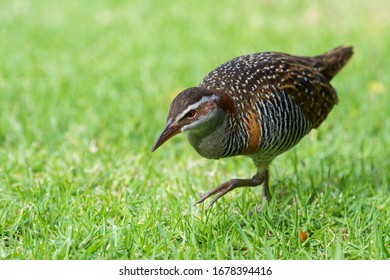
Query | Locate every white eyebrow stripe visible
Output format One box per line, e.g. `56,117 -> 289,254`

174,94 -> 218,123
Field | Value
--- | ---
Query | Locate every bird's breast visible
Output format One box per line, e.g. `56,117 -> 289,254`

186,117 -> 229,159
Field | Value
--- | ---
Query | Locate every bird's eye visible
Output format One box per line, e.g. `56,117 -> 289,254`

185,110 -> 196,119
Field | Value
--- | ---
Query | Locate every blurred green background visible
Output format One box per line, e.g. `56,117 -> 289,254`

0,0 -> 388,259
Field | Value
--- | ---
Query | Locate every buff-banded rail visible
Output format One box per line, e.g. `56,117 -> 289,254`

152,46 -> 353,210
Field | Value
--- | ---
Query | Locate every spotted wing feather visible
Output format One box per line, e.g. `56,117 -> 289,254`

200,47 -> 352,129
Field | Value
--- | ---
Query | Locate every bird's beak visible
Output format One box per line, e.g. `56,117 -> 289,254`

151,121 -> 182,152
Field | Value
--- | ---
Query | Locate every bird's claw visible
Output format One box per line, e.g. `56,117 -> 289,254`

195,181 -> 237,207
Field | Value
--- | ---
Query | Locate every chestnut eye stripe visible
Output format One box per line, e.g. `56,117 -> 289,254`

174,95 -> 218,123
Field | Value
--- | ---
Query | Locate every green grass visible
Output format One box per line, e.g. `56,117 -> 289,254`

0,0 -> 389,259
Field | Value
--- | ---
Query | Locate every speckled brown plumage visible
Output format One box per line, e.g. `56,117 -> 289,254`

152,46 -> 353,209
201,46 -> 352,131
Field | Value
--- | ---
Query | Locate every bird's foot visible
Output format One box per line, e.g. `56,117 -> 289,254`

195,175 -> 263,207
196,179 -> 239,207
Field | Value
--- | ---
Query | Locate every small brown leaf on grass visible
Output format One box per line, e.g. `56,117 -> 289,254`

342,228 -> 349,240
233,246 -> 248,251
299,230 -> 309,243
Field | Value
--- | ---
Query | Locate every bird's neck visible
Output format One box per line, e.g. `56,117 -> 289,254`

186,110 -> 230,159
185,90 -> 245,159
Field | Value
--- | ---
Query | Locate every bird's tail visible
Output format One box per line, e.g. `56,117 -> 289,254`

310,46 -> 354,81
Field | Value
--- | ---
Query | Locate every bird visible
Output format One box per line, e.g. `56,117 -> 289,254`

151,46 -> 353,210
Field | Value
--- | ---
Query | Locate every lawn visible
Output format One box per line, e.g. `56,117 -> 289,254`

0,0 -> 389,259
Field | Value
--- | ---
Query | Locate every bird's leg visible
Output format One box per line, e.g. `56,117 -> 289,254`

195,173 -> 264,207
256,167 -> 270,212
261,167 -> 270,200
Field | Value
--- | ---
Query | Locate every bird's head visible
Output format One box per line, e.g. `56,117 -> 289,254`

151,87 -> 234,152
